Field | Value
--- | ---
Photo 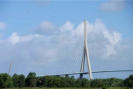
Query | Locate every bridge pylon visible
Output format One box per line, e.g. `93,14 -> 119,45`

80,20 -> 93,80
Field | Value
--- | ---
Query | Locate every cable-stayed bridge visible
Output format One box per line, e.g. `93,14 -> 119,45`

47,20 -> 133,79
7,20 -> 133,79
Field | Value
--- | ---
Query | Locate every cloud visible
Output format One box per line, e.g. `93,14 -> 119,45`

60,21 -> 74,31
0,19 -> 132,78
35,21 -> 59,35
8,32 -> 20,45
100,0 -> 124,11
0,22 -> 6,30
8,32 -> 41,45
103,29 -> 121,57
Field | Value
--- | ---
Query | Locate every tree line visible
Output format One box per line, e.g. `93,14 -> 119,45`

0,72 -> 133,88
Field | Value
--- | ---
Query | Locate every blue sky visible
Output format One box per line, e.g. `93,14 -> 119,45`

0,0 -> 133,79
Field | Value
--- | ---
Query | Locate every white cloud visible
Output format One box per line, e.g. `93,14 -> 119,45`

0,19 -> 132,76
8,32 -> 41,45
36,21 -> 58,35
60,21 -> 74,31
2,19 -> 122,60
0,22 -> 6,30
104,31 -> 121,45
9,32 -> 20,45
105,45 -> 116,57
100,0 -> 124,11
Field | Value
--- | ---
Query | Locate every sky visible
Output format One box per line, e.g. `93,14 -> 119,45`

0,0 -> 133,79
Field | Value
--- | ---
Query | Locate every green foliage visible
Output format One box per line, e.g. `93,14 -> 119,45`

12,74 -> 25,87
75,78 -> 90,87
124,75 -> 133,87
12,74 -> 18,87
90,78 -> 123,88
0,73 -> 12,88
25,72 -> 37,87
18,74 -> 25,87
0,73 -> 133,88
90,79 -> 104,87
45,76 -> 61,87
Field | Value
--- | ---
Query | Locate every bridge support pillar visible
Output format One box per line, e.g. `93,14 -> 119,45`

65,74 -> 69,77
80,74 -> 83,79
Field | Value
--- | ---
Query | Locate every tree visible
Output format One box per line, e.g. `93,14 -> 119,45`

52,76 -> 61,87
67,76 -> 76,87
60,76 -> 67,87
25,72 -> 37,87
12,74 -> 19,87
12,74 -> 25,87
36,76 -> 47,87
124,75 -> 133,87
59,76 -> 76,87
107,78 -> 123,87
36,76 -> 42,87
0,73 -> 13,88
1,73 -> 132,88
18,74 -> 25,87
80,78 -> 90,87
75,78 -> 81,87
90,79 -> 104,87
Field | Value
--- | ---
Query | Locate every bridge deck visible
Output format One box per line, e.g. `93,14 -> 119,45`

47,69 -> 133,76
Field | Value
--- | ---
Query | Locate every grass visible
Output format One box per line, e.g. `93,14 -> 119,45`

6,87 -> 133,89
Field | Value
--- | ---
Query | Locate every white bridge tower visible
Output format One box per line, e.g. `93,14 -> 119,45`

80,20 -> 93,80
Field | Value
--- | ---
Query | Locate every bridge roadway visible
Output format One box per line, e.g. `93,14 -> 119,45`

47,69 -> 133,79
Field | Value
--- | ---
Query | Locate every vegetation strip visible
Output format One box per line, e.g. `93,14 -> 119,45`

0,73 -> 133,88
